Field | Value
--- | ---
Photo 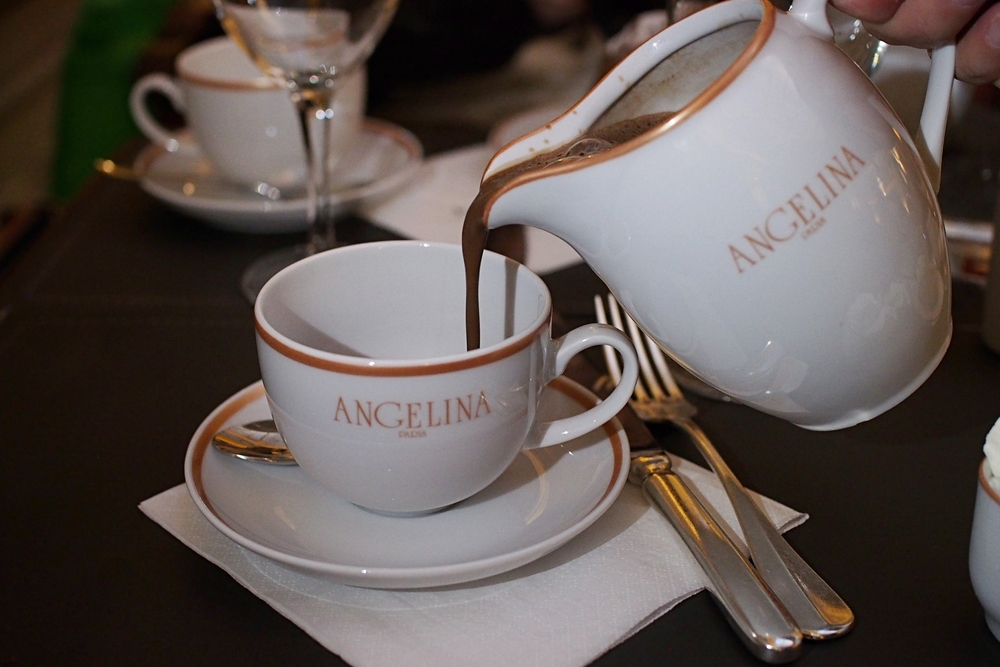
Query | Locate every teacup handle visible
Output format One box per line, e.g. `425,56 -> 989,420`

789,0 -> 955,191
525,323 -> 638,450
129,73 -> 198,154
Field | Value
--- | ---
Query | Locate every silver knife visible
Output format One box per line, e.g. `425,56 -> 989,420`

630,451 -> 803,664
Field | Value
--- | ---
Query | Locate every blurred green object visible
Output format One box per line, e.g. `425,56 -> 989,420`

52,0 -> 177,200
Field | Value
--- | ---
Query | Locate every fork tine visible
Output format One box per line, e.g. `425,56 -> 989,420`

593,295 -> 624,387
605,294 -> 652,402
594,294 -> 649,401
615,297 -> 669,401
645,332 -> 684,398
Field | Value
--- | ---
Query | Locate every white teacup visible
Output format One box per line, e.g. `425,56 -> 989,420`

254,241 -> 639,515
129,36 -> 365,187
970,458 -> 1000,642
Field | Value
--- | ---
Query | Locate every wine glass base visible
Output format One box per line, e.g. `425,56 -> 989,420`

241,244 -> 310,303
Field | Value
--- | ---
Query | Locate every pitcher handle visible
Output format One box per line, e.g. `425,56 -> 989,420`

916,44 -> 956,192
789,0 -> 955,192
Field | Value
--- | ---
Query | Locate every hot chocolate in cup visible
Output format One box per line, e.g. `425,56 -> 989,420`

253,241 -> 639,515
129,36 -> 364,188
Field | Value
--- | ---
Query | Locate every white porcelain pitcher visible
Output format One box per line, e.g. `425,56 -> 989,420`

480,0 -> 955,430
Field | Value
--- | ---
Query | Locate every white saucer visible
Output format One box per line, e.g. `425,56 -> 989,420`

184,377 -> 628,589
136,118 -> 423,234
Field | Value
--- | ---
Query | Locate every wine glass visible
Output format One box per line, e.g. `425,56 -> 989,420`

213,0 -> 399,301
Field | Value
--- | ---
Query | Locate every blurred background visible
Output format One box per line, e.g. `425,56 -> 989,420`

2,0 -> 999,267
0,0 -> 664,211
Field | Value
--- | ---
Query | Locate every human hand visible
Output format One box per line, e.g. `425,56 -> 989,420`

830,0 -> 1000,84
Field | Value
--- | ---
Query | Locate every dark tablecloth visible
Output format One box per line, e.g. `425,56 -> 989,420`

2,142 -> 1000,666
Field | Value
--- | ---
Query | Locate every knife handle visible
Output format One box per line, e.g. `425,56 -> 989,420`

674,418 -> 854,639
636,458 -> 802,663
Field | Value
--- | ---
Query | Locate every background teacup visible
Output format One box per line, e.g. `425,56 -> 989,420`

970,458 -> 1000,642
254,241 -> 639,515
129,36 -> 365,188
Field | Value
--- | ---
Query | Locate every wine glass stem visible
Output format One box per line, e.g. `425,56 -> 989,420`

293,85 -> 339,255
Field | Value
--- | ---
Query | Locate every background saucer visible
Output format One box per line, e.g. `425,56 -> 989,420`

487,101 -> 572,150
185,378 -> 628,588
136,119 -> 422,234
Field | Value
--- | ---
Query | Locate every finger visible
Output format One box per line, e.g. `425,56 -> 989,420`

833,0 -> 992,49
955,3 -> 1000,83
871,0 -> 991,49
829,0 -> 905,24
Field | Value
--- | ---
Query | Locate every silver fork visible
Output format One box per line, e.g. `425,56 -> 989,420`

595,294 -> 854,640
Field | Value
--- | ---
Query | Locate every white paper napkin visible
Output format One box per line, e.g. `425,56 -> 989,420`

141,456 -> 806,667
361,144 -> 583,275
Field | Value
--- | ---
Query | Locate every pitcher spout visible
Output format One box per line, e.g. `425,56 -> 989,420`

479,0 -> 772,245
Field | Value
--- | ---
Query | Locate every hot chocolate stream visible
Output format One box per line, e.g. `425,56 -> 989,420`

463,111 -> 675,350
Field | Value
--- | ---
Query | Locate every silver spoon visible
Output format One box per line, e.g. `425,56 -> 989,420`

212,420 -> 297,464
95,156 -> 302,201
95,158 -> 142,181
